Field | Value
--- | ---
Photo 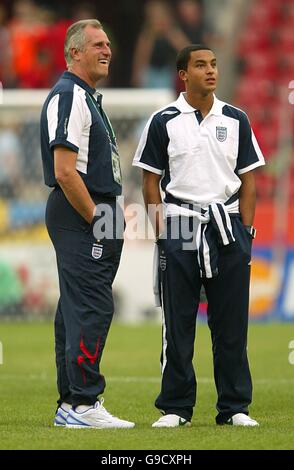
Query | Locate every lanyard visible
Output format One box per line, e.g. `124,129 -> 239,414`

87,92 -> 117,147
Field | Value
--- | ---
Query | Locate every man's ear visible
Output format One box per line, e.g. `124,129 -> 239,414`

70,47 -> 80,63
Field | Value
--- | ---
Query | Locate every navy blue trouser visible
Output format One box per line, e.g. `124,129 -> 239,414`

46,188 -> 123,407
155,216 -> 253,423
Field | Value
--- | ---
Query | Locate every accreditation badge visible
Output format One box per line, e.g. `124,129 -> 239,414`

111,146 -> 122,185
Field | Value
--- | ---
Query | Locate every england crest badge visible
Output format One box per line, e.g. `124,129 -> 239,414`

216,126 -> 227,142
92,243 -> 103,259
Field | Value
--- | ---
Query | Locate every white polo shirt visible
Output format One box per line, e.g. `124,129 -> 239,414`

133,92 -> 265,217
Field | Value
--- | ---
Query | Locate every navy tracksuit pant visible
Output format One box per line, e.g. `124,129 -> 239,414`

155,216 -> 253,423
46,188 -> 123,407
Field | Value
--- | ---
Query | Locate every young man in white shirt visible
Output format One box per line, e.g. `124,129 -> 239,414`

133,44 -> 264,428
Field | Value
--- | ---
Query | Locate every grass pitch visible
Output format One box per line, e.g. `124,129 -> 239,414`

0,321 -> 293,450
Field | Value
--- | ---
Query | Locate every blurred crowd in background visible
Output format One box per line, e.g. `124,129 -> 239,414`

0,0 -> 218,89
0,0 -> 293,198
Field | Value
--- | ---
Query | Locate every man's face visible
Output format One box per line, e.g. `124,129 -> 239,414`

180,49 -> 218,95
76,26 -> 112,84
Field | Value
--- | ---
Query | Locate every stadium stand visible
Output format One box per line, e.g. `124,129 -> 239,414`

234,0 -> 294,200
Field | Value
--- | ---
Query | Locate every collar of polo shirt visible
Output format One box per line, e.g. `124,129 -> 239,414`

177,92 -> 224,116
63,71 -> 100,98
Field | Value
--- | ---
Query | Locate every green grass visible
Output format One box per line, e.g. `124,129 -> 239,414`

0,321 -> 293,449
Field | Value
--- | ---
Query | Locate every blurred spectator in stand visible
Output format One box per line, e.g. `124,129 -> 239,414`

131,0 -> 189,88
0,4 -> 15,87
37,9 -> 71,86
8,0 -> 51,88
31,5 -> 55,88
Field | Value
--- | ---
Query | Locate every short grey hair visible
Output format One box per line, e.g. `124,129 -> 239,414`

64,19 -> 103,67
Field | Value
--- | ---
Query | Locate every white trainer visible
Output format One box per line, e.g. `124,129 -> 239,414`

54,405 -> 69,427
152,414 -> 191,428
66,398 -> 135,429
227,413 -> 259,427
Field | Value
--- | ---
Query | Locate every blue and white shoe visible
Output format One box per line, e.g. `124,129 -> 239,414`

54,404 -> 70,427
66,398 -> 135,429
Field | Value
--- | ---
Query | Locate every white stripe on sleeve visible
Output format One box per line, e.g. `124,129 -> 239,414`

47,94 -> 60,143
66,85 -> 87,150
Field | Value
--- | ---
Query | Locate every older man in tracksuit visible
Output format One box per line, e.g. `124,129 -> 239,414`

41,19 -> 134,429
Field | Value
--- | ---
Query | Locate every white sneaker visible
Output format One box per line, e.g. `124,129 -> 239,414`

66,398 -> 135,429
227,413 -> 259,427
54,405 -> 69,427
152,414 -> 191,428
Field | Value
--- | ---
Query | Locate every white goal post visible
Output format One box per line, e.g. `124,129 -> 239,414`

1,88 -> 175,118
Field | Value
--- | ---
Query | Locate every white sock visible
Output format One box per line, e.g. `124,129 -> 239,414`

75,405 -> 93,413
60,402 -> 71,412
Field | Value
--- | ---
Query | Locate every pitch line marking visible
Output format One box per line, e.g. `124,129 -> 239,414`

1,374 -> 294,385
